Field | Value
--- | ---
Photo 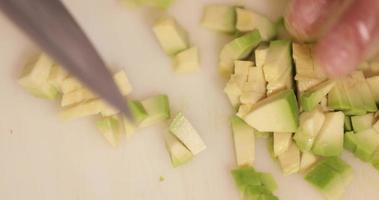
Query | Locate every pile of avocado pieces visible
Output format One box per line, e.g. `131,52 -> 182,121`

202,4 -> 379,200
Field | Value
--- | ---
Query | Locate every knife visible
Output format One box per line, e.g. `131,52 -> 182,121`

0,0 -> 131,117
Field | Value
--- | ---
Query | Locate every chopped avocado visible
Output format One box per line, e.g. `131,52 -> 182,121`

275,18 -> 292,40
305,157 -> 353,200
128,100 -> 148,124
366,76 -> 379,102
344,116 -> 352,131
344,131 -> 357,152
153,17 -> 189,55
231,166 -> 278,199
96,116 -> 122,147
277,141 -> 300,175
169,112 -> 206,155
243,89 -> 299,132
294,109 -> 325,152
256,131 -> 271,139
234,60 -> 253,75
61,88 -> 96,107
61,77 -> 83,94
240,82 -> 266,105
351,113 -> 374,132
99,101 -> 119,117
300,151 -> 318,172
219,31 -> 262,77
224,78 -> 243,107
327,80 -> 350,111
164,132 -> 193,167
373,119 -> 379,133
263,40 -> 293,95
312,112 -> 344,157
139,95 -> 170,127
301,80 -> 335,112
113,70 -> 133,96
59,99 -> 103,120
235,8 -> 276,40
231,116 -> 256,166
174,47 -> 200,74
201,5 -> 236,33
18,53 -> 59,99
48,64 -> 68,92
273,132 -> 292,156
353,128 -> 379,161
237,104 -> 253,118
350,71 -> 377,112
122,116 -> 136,137
254,44 -> 269,69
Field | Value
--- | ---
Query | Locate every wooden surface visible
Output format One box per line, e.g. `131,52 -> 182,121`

0,0 -> 378,199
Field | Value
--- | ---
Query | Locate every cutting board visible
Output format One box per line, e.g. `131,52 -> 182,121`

0,0 -> 378,199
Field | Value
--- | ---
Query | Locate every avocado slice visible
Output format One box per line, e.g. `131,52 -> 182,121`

351,113 -> 374,132
169,112 -> 206,155
273,132 -> 292,156
254,44 -> 268,69
277,141 -> 301,175
312,112 -> 344,157
164,132 -> 193,167
263,40 -> 293,94
153,17 -> 189,55
327,81 -> 351,111
244,89 -> 299,132
352,128 -> 379,161
294,109 -> 325,152
231,115 -> 256,166
305,157 -> 353,200
235,8 -> 276,40
219,31 -> 262,77
18,53 -> 59,99
96,116 -> 122,147
201,5 -> 236,33
300,80 -> 335,112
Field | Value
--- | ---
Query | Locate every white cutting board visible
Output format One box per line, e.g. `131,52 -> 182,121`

0,0 -> 378,199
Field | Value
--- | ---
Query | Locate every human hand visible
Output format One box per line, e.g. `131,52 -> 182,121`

285,0 -> 379,77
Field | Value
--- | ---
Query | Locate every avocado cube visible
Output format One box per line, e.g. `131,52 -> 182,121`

201,5 -> 236,33
351,113 -> 374,132
164,132 -> 193,167
278,141 -> 300,175
96,116 -> 122,147
235,8 -> 276,40
273,132 -> 292,156
231,116 -> 256,166
301,80 -> 335,112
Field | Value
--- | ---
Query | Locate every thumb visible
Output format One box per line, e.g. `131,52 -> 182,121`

315,0 -> 379,77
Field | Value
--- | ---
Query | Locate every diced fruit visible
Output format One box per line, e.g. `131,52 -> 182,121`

164,132 -> 193,167
231,166 -> 278,199
344,116 -> 352,132
99,102 -> 119,117
59,99 -> 104,120
235,60 -> 253,75
294,109 -> 325,152
128,100 -> 148,124
263,40 -> 293,94
352,128 -> 379,161
235,8 -> 276,40
327,80 -> 350,111
231,116 -> 255,166
48,65 -> 68,92
300,151 -> 318,172
255,44 -> 268,69
122,116 -> 136,137
312,112 -> 344,157
300,80 -> 335,112
240,66 -> 266,104
201,5 -> 236,33
344,131 -> 357,152
273,132 -> 292,156
277,141 -> 300,175
243,89 -> 299,132
219,31 -> 262,77
61,77 -> 83,94
292,43 -> 325,85
18,53 -> 59,99
153,17 -> 189,55
367,76 -> 379,102
169,112 -> 206,155
61,88 -> 96,107
351,113 -> 374,132
224,78 -> 243,107
350,71 -> 377,112
373,119 -> 379,133
256,131 -> 271,139
113,70 -> 132,96
370,150 -> 379,170
96,116 -> 122,147
139,95 -> 171,127
305,157 -> 353,200
173,47 -> 200,74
